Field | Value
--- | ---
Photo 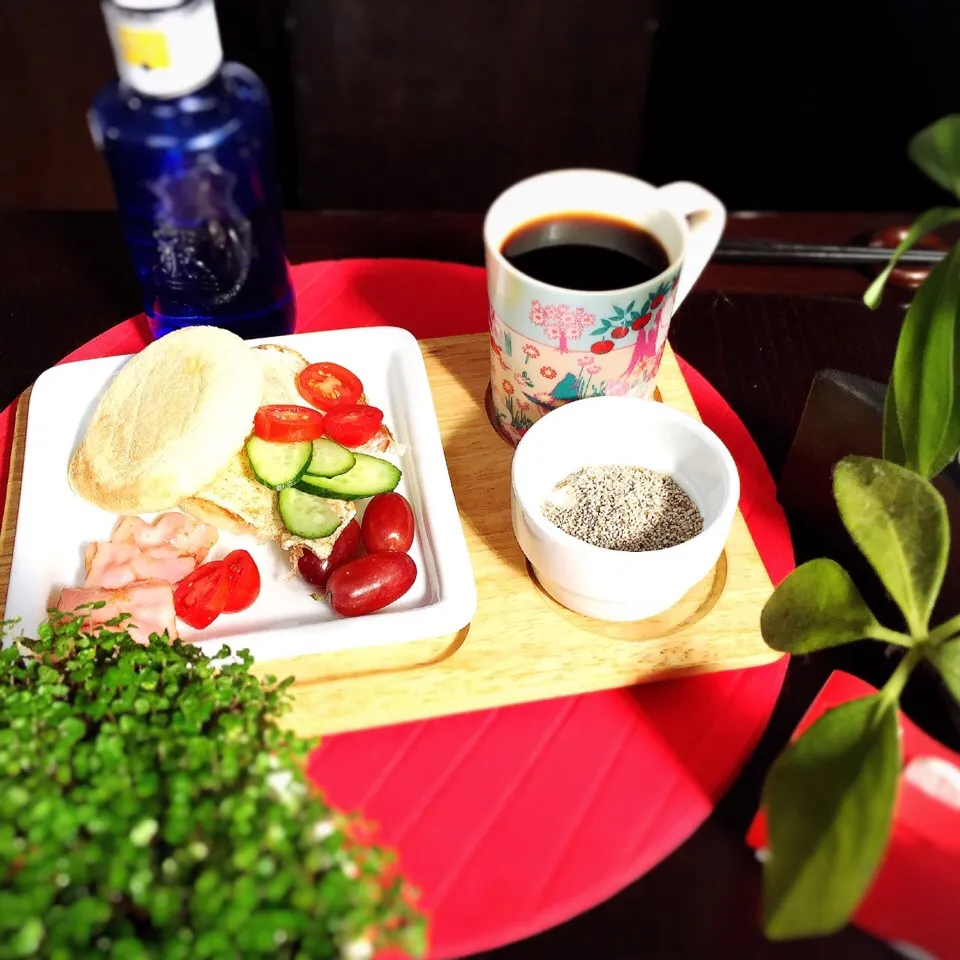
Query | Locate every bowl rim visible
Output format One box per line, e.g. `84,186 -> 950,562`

510,396 -> 740,561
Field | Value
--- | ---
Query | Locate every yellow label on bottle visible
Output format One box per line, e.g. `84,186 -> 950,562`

116,26 -> 171,70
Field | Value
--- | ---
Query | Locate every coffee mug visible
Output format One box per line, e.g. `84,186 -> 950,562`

483,169 -> 725,442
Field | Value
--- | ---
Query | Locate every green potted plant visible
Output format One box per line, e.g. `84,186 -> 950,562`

0,612 -> 425,959
757,114 -> 960,938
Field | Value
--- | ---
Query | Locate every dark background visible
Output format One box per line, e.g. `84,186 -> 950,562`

1,0 -> 957,213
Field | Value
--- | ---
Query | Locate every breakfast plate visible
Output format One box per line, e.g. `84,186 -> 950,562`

4,326 -> 476,662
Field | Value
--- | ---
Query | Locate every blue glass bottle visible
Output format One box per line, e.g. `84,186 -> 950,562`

89,0 -> 295,340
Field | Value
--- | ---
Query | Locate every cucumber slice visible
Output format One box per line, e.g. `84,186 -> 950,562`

296,453 -> 401,500
306,438 -> 356,478
277,487 -> 343,539
246,436 -> 312,491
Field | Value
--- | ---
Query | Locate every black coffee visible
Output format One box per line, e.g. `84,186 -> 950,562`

501,214 -> 670,291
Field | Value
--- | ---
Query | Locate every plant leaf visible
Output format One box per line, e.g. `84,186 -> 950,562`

760,559 -> 882,653
833,457 -> 948,636
589,327 -> 606,336
926,639 -> 960,702
762,695 -> 900,940
884,243 -> 960,477
881,374 -> 907,467
863,207 -> 960,309
909,115 -> 960,200
624,300 -> 635,313
0,613 -> 427,958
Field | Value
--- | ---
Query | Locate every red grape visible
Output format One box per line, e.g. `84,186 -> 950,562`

361,492 -> 415,554
327,552 -> 417,616
297,519 -> 361,589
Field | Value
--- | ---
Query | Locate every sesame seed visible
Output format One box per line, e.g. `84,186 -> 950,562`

542,465 -> 703,551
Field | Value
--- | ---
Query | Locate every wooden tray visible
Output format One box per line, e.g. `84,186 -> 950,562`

0,334 -> 781,736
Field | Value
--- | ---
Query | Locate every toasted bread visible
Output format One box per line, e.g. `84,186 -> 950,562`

68,326 -> 262,514
254,344 -> 396,453
181,344 -> 356,558
180,443 -> 354,558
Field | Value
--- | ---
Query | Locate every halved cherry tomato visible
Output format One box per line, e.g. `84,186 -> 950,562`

254,404 -> 325,443
221,549 -> 261,612
297,362 -> 363,411
323,404 -> 384,447
361,493 -> 414,553
174,561 -> 233,629
297,519 -> 361,590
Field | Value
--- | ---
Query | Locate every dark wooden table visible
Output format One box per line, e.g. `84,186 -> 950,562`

0,210 -> 921,959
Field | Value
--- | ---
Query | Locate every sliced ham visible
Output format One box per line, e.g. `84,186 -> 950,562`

112,514 -> 218,563
59,513 -> 217,641
83,541 -> 196,589
56,580 -> 178,644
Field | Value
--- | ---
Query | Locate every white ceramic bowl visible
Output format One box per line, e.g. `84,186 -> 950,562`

511,396 -> 740,621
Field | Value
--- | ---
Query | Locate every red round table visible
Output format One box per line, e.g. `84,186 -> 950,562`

0,260 -> 792,959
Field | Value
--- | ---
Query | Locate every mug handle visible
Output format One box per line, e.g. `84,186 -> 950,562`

656,181 -> 726,310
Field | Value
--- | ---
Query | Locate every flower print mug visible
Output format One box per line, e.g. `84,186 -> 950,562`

483,169 -> 725,443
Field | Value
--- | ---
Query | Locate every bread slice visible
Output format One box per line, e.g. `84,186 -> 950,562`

68,326 -> 263,514
181,344 -> 356,559
180,440 -> 355,558
250,343 -> 396,454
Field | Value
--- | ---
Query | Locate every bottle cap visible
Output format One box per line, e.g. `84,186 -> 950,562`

101,0 -> 223,98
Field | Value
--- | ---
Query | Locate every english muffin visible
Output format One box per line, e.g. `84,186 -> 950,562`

68,326 -> 262,513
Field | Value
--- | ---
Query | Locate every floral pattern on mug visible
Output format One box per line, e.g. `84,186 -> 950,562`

491,263 -> 681,357
604,351 -> 662,398
490,336 -> 511,372
487,264 -> 686,441
488,316 -> 670,435
528,301 -> 596,353
604,377 -> 630,397
503,390 -> 534,435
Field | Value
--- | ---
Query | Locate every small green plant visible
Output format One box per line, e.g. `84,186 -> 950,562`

0,611 -> 425,960
758,114 -> 960,940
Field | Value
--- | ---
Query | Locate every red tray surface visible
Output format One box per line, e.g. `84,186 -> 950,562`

0,260 -> 792,959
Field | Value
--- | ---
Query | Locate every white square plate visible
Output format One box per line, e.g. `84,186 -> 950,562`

5,327 -> 476,662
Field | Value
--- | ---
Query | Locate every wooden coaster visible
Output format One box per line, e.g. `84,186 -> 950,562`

0,335 -> 781,736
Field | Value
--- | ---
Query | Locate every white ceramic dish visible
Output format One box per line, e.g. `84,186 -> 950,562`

511,396 -> 739,621
5,326 -> 476,661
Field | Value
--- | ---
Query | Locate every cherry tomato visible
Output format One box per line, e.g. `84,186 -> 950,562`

297,362 -> 363,411
221,549 -> 261,612
297,519 -> 361,590
323,404 -> 384,447
361,493 -> 415,554
174,561 -> 232,629
327,552 -> 417,617
253,404 -> 325,443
